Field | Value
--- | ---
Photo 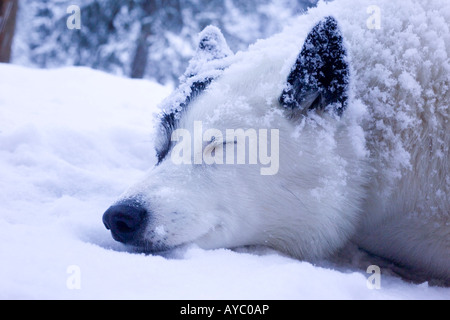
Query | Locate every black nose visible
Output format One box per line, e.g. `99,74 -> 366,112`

103,200 -> 147,244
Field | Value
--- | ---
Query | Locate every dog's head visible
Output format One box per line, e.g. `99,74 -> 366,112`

103,18 -> 361,260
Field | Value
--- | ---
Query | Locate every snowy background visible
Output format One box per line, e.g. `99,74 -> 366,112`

1,0 -> 449,299
12,0 -> 318,84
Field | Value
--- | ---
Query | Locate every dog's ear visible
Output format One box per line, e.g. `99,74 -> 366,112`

280,16 -> 349,117
182,25 -> 233,81
157,26 -> 233,164
197,25 -> 233,61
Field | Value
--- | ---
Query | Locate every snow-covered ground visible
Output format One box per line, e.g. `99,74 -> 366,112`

0,64 -> 448,299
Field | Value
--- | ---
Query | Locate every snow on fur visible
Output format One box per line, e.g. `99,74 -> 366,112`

1,64 -> 448,299
106,0 -> 449,283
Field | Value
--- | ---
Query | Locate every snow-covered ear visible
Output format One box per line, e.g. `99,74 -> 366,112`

181,25 -> 233,81
197,25 -> 233,60
157,27 -> 233,164
279,16 -> 349,117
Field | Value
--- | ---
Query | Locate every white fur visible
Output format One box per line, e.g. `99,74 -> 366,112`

118,0 -> 449,281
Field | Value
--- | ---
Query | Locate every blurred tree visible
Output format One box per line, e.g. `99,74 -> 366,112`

12,0 -> 318,84
0,0 -> 18,62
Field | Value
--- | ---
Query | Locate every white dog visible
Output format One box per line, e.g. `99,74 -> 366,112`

103,0 -> 449,283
